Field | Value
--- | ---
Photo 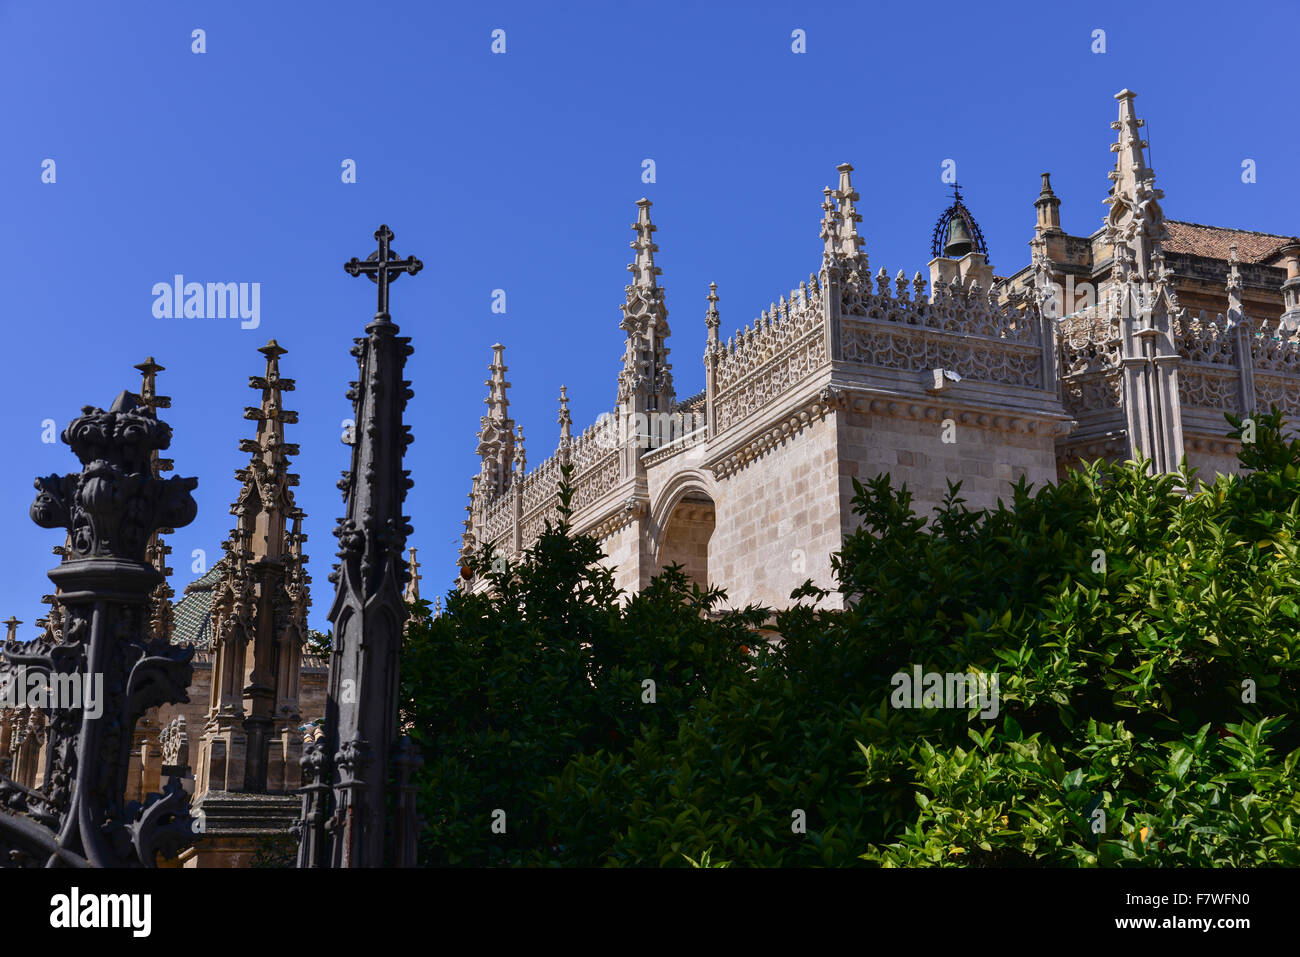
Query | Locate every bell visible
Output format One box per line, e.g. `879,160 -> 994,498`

944,215 -> 973,258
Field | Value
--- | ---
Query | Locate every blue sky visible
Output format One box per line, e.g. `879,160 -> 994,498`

1,0 -> 1297,633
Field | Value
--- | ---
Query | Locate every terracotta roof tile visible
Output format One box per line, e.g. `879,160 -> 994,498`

1164,221 -> 1296,264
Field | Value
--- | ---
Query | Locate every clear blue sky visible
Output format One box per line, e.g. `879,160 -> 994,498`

1,0 -> 1296,633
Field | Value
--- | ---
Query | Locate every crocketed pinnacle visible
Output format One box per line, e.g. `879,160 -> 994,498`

628,199 -> 662,290
834,163 -> 865,261
705,282 -> 720,344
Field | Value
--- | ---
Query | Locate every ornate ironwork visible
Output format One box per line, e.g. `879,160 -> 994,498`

343,223 -> 423,320
0,391 -> 200,867
297,225 -> 422,867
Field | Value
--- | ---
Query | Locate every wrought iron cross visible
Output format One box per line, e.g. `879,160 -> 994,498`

345,224 -> 423,319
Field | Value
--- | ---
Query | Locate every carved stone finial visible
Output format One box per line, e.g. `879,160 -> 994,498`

1104,89 -> 1165,281
476,344 -> 516,498
1035,172 -> 1062,234
617,198 -> 675,433
1226,243 -> 1244,328
834,163 -> 866,264
136,357 -> 178,641
627,199 -> 662,290
134,356 -> 171,416
557,385 -> 572,452
819,186 -> 840,264
705,282 -> 721,344
404,546 -> 421,605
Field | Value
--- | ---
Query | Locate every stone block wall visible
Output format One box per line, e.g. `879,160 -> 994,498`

657,503 -> 714,589
593,521 -> 644,597
835,404 -> 1061,526
710,413 -> 842,609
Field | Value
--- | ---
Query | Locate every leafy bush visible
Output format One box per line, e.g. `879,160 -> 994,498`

400,471 -> 763,866
405,412 -> 1300,866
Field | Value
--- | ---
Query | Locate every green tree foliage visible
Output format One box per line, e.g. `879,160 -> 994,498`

399,468 -> 764,865
304,629 -> 331,656
403,412 -> 1300,866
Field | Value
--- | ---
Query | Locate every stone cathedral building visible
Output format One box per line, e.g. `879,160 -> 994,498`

460,89 -> 1300,609
0,344 -> 343,866
0,340 -> 432,866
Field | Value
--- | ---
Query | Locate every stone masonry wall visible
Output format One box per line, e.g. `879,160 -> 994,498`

710,413 -> 842,610
836,405 -> 1061,528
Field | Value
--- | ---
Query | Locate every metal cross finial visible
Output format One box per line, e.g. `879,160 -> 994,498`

344,224 -> 423,320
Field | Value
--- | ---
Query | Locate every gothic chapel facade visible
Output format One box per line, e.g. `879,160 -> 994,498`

460,90 -> 1300,609
6,89 -> 1300,863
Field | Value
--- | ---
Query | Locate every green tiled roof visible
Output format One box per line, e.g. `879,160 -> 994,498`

171,560 -> 225,647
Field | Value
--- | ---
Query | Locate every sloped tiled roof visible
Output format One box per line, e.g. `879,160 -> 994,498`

1164,221 -> 1296,264
171,560 -> 225,647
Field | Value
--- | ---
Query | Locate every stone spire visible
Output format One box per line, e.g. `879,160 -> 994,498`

617,199 -> 675,458
402,544 -> 424,632
459,487 -> 477,569
1226,243 -> 1245,328
403,547 -> 421,605
1225,244 -> 1257,413
705,282 -> 721,346
1105,89 -> 1167,281
475,344 -> 516,498
197,339 -> 309,798
819,186 -> 841,266
557,386 -> 572,465
704,282 -> 721,437
300,224 -> 421,869
484,343 -> 511,421
1028,174 -> 1063,313
1034,172 -> 1062,235
285,504 -> 311,643
512,425 -> 526,554
1103,89 -> 1183,475
628,197 -> 661,290
2,616 -> 19,645
136,357 -> 175,642
834,163 -> 866,265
